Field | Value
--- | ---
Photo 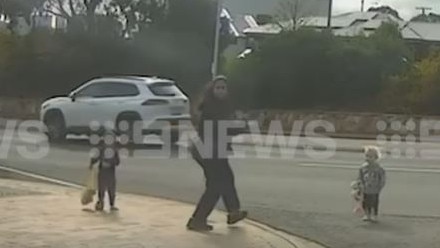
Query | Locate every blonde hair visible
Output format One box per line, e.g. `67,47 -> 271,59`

364,146 -> 381,160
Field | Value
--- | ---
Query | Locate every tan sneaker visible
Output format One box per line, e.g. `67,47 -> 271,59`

362,215 -> 371,221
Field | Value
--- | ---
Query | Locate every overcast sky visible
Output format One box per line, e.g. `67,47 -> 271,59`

334,0 -> 440,19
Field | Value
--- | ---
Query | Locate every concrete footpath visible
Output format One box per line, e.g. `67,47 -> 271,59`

0,177 -> 325,248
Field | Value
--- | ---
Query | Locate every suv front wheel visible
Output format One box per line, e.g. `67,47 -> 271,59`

44,112 -> 67,143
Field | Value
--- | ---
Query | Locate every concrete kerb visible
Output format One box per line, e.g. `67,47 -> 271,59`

0,165 -> 82,189
0,164 -> 326,248
245,219 -> 331,248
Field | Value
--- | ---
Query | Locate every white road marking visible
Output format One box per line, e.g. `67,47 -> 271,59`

299,162 -> 440,173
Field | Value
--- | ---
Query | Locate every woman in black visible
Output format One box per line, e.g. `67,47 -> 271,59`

187,76 -> 247,231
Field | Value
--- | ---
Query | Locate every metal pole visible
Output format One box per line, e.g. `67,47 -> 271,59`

416,7 -> 432,15
361,0 -> 365,12
211,0 -> 223,78
327,0 -> 333,29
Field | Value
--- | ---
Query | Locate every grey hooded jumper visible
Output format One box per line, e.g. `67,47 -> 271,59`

358,162 -> 386,194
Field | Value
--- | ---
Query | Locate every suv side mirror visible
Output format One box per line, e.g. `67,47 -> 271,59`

69,92 -> 77,102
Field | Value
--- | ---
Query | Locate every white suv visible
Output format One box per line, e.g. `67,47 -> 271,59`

40,76 -> 191,143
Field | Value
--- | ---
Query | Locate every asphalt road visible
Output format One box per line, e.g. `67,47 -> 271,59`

1,128 -> 440,248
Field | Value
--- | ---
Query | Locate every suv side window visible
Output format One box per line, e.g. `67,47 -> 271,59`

75,83 -> 105,98
75,82 -> 139,98
103,82 -> 140,97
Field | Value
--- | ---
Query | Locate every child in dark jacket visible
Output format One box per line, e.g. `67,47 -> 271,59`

90,130 -> 120,212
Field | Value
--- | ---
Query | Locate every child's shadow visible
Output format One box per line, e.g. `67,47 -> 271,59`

81,208 -> 121,220
81,208 -> 95,213
360,221 -> 395,232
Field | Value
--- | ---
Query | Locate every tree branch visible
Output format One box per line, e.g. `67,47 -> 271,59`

69,0 -> 76,16
42,8 -> 67,18
55,0 -> 70,17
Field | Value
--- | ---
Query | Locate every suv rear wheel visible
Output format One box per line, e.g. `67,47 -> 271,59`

116,114 -> 142,144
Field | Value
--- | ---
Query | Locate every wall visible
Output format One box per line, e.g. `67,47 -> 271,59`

0,97 -> 42,119
2,97 -> 439,139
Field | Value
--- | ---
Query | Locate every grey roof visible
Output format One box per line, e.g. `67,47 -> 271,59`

243,11 -> 440,42
401,22 -> 440,42
299,11 -> 404,29
244,23 -> 284,35
244,11 -> 389,35
232,14 -> 259,36
222,8 -> 259,37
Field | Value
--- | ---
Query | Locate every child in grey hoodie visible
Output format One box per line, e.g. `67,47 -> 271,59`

358,146 -> 386,222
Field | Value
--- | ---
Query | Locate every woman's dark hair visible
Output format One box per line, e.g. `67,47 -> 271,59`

198,75 -> 233,119
201,75 -> 228,106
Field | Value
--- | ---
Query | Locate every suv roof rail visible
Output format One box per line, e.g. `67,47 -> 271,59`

95,74 -> 174,82
98,73 -> 152,79
111,76 -> 146,81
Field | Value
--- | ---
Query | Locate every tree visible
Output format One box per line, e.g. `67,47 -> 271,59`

163,0 -> 216,45
0,0 -> 45,31
40,0 -> 167,36
159,0 -> 219,71
41,0 -> 104,33
106,0 -> 167,37
0,0 -> 220,98
368,22 -> 413,75
227,23 -> 412,110
276,0 -> 303,30
379,50 -> 440,114
368,5 -> 402,20
0,31 -> 18,70
0,0 -> 44,19
410,51 -> 440,113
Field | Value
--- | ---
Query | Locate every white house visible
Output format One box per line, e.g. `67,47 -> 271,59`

222,8 -> 260,58
32,13 -> 67,30
0,13 -> 67,36
401,22 -> 440,44
222,0 -> 331,58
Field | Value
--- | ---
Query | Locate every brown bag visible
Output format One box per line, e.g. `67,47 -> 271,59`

81,167 -> 98,205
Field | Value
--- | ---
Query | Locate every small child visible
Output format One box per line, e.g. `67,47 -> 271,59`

90,129 -> 120,212
358,146 -> 386,222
